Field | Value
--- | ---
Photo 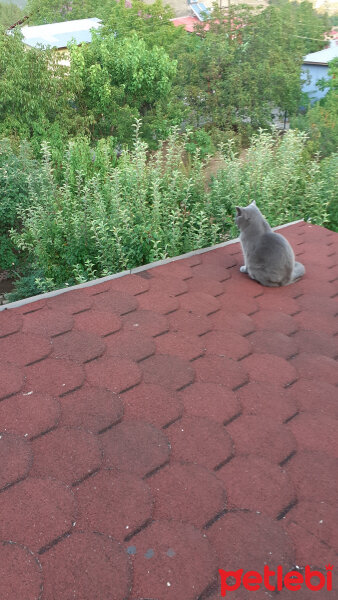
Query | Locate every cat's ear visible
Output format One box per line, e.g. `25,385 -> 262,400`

251,200 -> 256,206
235,207 -> 242,216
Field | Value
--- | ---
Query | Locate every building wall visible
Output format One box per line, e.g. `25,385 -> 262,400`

301,63 -> 330,103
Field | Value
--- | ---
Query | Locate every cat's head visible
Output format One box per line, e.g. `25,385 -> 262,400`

235,201 -> 262,230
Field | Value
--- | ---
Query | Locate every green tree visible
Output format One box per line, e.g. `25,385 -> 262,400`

102,0 -> 184,51
269,0 -> 329,53
25,0 -> 106,24
0,29 -> 84,153
173,3 -> 306,138
0,1 -> 23,29
68,31 -> 179,144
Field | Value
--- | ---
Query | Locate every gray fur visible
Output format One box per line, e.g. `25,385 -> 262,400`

235,201 -> 305,287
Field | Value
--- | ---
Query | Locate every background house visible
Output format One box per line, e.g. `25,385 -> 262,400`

302,39 -> 338,102
20,17 -> 102,51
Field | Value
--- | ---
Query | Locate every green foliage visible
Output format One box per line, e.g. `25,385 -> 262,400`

0,139 -> 42,269
173,2 -> 306,138
102,0 -> 183,51
0,29 -> 83,153
1,0 -> 331,153
0,1 -> 23,28
269,0 -> 329,54
320,153 -> 338,232
25,0 -> 108,25
8,128 -> 333,300
185,129 -> 215,159
291,59 -> 338,158
68,31 -> 179,145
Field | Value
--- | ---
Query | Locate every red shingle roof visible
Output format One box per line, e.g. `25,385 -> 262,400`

0,221 -> 337,599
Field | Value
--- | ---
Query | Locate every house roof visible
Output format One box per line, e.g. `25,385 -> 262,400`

20,17 -> 102,49
0,221 -> 337,599
303,39 -> 338,65
171,15 -> 204,32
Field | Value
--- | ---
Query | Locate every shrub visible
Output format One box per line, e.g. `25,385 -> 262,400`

0,139 -> 43,269
8,127 -> 332,300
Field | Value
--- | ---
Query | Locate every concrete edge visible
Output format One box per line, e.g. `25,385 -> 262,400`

0,219 -> 304,312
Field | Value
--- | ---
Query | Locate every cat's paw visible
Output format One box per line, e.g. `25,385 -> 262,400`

240,266 -> 248,273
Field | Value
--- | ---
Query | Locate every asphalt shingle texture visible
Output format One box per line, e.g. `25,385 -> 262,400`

0,221 -> 337,599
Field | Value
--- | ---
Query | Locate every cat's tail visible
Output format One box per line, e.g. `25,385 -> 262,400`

291,261 -> 305,283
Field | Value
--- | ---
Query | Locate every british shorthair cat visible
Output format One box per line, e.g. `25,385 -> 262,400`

235,201 -> 305,287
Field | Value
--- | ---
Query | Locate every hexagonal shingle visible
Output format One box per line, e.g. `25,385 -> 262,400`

85,356 -> 142,394
0,392 -> 60,439
285,379 -> 338,418
30,427 -> 102,485
291,329 -> 338,359
59,385 -> 123,433
74,470 -> 153,540
0,433 -> 33,491
41,532 -> 131,600
290,352 -> 338,386
149,275 -> 188,296
237,382 -> 298,423
251,310 -> 297,335
179,382 -> 241,425
166,415 -> 233,470
168,309 -> 212,337
202,330 -> 251,361
73,309 -> 121,337
47,290 -> 92,314
52,330 -> 106,363
24,358 -> 85,397
178,291 -> 221,315
283,500 -> 338,553
122,310 -> 169,337
207,511 -> 295,573
0,541 -> 42,600
101,421 -> 170,477
194,355 -> 248,390
136,290 -> 179,314
241,353 -> 297,387
248,329 -> 298,359
23,308 -> 73,338
286,451 -> 338,504
0,477 -> 76,553
148,462 -> 227,527
155,331 -> 205,361
210,310 -> 255,336
226,414 -> 297,464
0,310 -> 23,338
0,361 -> 24,400
122,383 -> 183,429
140,354 -> 195,391
128,520 -> 217,600
217,291 -> 259,315
287,412 -> 338,458
93,290 -> 138,315
216,455 -> 296,519
0,332 -> 52,366
108,273 -> 150,295
105,330 -> 155,362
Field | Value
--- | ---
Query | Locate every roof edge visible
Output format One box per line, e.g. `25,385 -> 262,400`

0,220 -> 304,312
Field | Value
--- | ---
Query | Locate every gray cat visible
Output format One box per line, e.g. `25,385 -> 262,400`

235,201 -> 305,287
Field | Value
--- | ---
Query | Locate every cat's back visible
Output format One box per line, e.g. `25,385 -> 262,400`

252,230 -> 294,266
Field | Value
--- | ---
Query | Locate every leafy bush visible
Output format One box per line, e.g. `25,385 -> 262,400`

8,128 -> 333,300
320,153 -> 338,232
185,129 -> 215,159
0,139 -> 43,269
